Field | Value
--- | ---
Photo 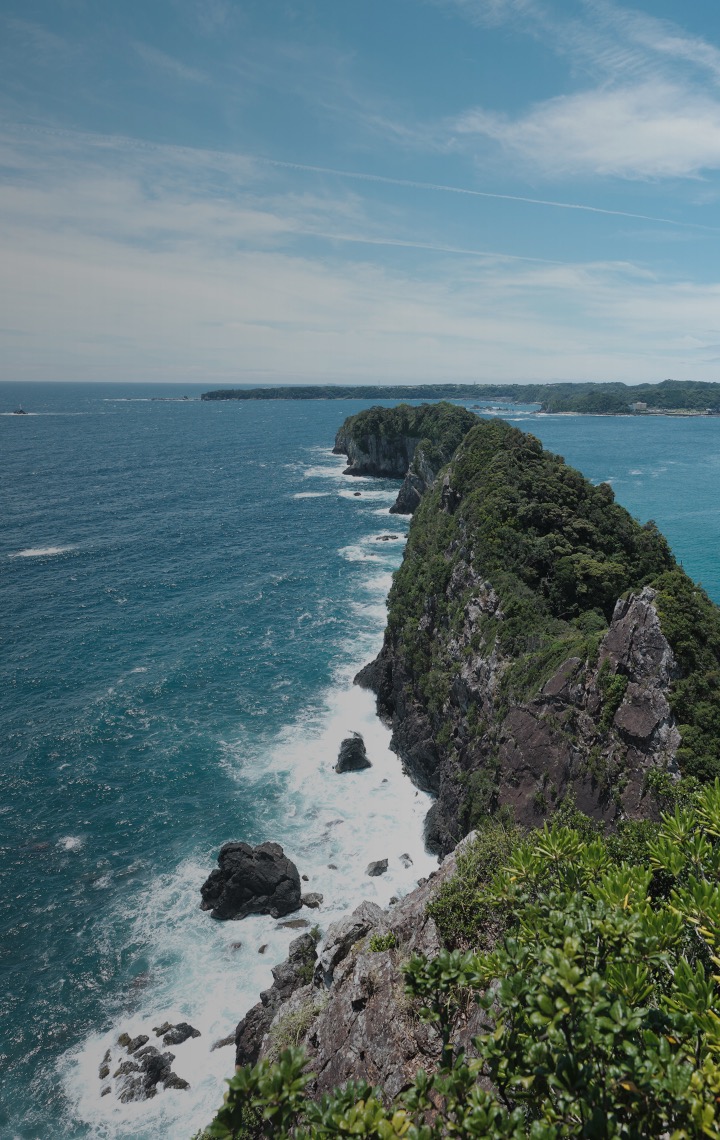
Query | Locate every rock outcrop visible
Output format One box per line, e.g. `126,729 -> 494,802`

335,732 -> 372,772
200,841 -> 301,920
333,403 -> 477,514
247,835 -> 481,1098
350,415 -> 717,853
364,573 -> 681,854
235,931 -> 320,1066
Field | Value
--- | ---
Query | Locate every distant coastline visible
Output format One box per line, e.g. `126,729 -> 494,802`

201,379 -> 720,416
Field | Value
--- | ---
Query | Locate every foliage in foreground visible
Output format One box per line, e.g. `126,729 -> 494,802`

205,781 -> 720,1138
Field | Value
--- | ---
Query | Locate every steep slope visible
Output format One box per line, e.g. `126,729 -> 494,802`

332,402 -> 477,513
358,418 -> 720,852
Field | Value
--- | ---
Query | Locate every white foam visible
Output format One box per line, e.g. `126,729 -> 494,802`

293,491 -> 331,499
58,836 -> 84,852
61,493 -> 431,1140
303,463 -> 349,479
9,545 -> 75,558
338,489 -> 398,502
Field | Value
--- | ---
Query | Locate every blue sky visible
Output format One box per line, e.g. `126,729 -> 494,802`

3,0 -> 720,383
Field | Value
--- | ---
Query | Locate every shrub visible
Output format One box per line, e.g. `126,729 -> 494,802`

368,932 -> 397,952
206,785 -> 720,1139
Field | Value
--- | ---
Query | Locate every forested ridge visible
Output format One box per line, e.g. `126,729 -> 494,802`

202,379 -> 720,414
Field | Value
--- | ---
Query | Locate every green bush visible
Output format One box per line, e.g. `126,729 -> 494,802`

204,783 -> 720,1137
368,932 -> 398,952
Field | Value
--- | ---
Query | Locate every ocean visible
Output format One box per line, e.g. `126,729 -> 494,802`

1,382 -> 719,1139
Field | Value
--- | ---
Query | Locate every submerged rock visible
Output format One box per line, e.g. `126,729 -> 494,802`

335,732 -> 371,773
301,892 -> 324,909
200,841 -> 301,921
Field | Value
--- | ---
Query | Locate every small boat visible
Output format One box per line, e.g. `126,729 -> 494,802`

13,407 -> 28,415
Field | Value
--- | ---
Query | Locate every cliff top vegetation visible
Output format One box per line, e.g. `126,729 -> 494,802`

387,417 -> 720,783
341,402 -> 477,467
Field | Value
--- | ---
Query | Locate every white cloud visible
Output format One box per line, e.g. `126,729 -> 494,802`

2,126 -> 720,384
454,80 -> 720,179
435,0 -> 720,180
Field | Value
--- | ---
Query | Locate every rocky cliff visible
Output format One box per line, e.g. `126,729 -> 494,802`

234,835 -> 480,1094
355,416 -> 720,853
333,402 -> 477,513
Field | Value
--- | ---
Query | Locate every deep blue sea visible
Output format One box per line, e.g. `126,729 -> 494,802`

2,383 -> 720,1140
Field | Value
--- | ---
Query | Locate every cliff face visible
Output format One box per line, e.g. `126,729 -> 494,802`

333,402 -> 477,514
354,417 -> 720,853
360,584 -> 680,853
234,835 -> 480,1095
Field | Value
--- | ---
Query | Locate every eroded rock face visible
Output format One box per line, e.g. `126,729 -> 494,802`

250,835 -> 480,1100
335,733 -> 372,773
362,580 -> 682,853
235,932 -> 319,1066
200,841 -> 301,921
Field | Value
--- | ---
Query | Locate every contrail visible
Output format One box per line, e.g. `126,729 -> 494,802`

261,156 -> 719,233
303,229 -> 566,264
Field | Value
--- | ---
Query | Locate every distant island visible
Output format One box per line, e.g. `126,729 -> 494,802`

201,378 -> 720,414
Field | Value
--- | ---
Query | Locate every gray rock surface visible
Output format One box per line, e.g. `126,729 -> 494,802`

335,733 -> 372,773
249,835 -> 478,1099
361,576 -> 683,853
366,859 -> 388,877
200,841 -> 301,920
235,932 -> 319,1066
302,892 -> 324,909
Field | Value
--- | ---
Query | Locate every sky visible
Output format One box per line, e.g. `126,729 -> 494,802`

3,1 -> 720,384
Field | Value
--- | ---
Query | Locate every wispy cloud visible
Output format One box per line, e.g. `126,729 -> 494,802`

2,125 -> 720,383
133,42 -> 209,84
454,80 -> 720,179
436,0 -> 720,180
262,156 -> 720,230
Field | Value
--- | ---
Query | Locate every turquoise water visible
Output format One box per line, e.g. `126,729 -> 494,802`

1,384 -> 719,1138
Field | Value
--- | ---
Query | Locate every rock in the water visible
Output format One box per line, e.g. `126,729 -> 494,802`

164,1073 -> 190,1090
127,1034 -> 149,1054
366,859 -> 388,877
399,853 -> 413,868
200,841 -> 301,921
335,732 -> 371,773
301,892 -> 323,909
211,1034 -> 235,1051
98,1064 -> 110,1081
162,1022 -> 201,1046
153,1022 -> 173,1037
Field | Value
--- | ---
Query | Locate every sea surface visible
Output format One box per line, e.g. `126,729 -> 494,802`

1,383 -> 720,1139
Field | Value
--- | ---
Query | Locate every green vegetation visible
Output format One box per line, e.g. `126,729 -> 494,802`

368,932 -> 398,952
343,402 -> 477,467
202,379 -> 720,414
265,995 -> 329,1063
386,417 -> 720,783
204,784 -> 720,1137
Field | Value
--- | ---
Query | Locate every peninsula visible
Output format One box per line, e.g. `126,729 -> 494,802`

202,408 -> 720,1139
201,378 -> 720,415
